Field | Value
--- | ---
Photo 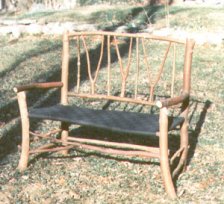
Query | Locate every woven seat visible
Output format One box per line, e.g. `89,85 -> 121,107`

29,105 -> 184,136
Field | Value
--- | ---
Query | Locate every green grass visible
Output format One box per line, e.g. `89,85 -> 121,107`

0,4 -> 224,204
2,5 -> 142,27
168,7 -> 224,32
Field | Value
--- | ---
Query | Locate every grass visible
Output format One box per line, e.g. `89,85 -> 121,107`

168,7 -> 224,32
1,5 -> 143,29
0,4 -> 224,204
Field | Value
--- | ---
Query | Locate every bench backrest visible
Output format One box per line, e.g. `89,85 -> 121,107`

60,31 -> 195,107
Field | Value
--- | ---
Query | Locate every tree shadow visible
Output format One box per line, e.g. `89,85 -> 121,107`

0,18 -> 143,162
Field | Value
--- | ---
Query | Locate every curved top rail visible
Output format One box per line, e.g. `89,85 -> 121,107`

67,31 -> 188,44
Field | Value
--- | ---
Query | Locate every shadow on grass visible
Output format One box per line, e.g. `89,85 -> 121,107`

170,99 -> 212,186
29,148 -> 157,167
0,24 -> 139,162
188,99 -> 212,164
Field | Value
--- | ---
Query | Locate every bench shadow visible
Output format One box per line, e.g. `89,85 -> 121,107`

170,99 -> 212,186
29,149 -> 156,167
188,99 -> 212,164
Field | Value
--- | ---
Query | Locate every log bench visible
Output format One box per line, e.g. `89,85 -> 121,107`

14,31 -> 195,198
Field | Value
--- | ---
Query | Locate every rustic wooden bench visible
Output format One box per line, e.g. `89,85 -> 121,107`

14,31 -> 195,198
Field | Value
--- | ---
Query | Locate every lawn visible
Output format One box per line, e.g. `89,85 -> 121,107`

0,3 -> 224,203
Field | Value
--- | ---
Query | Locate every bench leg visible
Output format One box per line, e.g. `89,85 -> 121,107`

60,122 -> 69,155
159,107 -> 177,199
172,101 -> 189,178
180,120 -> 189,172
172,119 -> 189,178
17,92 -> 30,171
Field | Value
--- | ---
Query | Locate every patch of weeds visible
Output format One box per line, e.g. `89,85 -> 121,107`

17,11 -> 56,20
169,6 -> 224,32
89,6 -> 140,27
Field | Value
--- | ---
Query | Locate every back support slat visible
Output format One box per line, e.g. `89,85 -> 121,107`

62,31 -> 194,107
107,35 -> 111,96
171,43 -> 176,97
114,37 -> 133,97
153,42 -> 171,86
80,35 -> 105,94
76,36 -> 81,93
61,31 -> 69,105
141,38 -> 153,101
135,37 -> 140,99
80,35 -> 92,93
93,35 -> 104,91
141,39 -> 172,101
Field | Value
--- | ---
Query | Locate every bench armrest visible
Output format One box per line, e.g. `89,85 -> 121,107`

156,93 -> 189,108
13,82 -> 63,93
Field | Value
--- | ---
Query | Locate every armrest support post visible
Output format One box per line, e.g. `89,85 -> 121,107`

61,31 -> 70,105
159,107 -> 177,198
183,39 -> 195,93
17,91 -> 30,171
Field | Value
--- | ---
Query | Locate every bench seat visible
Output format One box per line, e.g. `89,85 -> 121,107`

29,105 -> 184,136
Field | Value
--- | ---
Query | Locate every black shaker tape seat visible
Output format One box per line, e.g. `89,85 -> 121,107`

29,105 -> 184,136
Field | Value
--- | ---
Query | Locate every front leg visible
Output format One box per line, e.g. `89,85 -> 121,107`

159,107 -> 177,199
60,122 -> 69,155
17,91 -> 30,171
